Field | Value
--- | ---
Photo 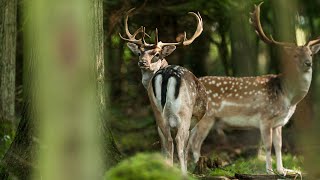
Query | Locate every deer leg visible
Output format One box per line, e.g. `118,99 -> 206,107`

157,126 -> 173,166
151,106 -> 174,165
157,126 -> 166,154
260,124 -> 273,174
273,126 -> 287,175
155,114 -> 174,165
162,126 -> 174,166
273,126 -> 300,175
188,115 -> 215,163
175,114 -> 191,174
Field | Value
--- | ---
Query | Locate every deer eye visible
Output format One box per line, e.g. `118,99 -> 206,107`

155,53 -> 160,57
137,52 -> 141,56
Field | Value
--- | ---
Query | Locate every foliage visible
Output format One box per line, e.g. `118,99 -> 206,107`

105,153 -> 195,180
109,107 -> 159,154
0,122 -> 14,159
210,154 -> 303,176
0,134 -> 12,159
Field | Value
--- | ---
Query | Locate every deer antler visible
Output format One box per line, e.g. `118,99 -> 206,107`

159,12 -> 203,47
119,10 -> 203,47
307,37 -> 320,47
119,8 -> 149,46
249,2 -> 295,47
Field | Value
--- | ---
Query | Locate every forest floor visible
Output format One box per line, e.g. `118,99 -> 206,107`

192,154 -> 303,179
110,105 -> 305,179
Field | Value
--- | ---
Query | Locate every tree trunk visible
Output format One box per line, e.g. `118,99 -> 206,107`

0,0 -> 121,179
215,31 -> 230,76
230,1 -> 258,76
93,0 -> 122,168
0,0 -> 17,138
187,29 -> 210,77
0,49 -> 36,180
268,0 -> 297,74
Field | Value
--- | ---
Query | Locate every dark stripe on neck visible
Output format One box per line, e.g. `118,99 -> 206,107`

151,75 -> 158,99
152,65 -> 182,108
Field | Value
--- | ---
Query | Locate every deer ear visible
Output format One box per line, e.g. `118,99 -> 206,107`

310,44 -> 320,55
127,43 -> 140,55
161,45 -> 176,57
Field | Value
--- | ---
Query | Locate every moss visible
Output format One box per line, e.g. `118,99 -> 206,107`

105,153 -> 195,180
210,154 -> 303,176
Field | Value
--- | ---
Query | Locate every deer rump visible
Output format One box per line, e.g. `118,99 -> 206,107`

151,65 -> 186,128
150,65 -> 206,128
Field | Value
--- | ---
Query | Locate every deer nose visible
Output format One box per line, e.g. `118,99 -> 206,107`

304,61 -> 312,68
138,61 -> 147,67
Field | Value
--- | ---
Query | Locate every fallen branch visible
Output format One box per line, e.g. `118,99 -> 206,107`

234,173 -> 302,180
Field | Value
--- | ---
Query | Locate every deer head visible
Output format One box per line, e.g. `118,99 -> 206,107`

250,2 -> 320,102
250,2 -> 320,74
119,9 -> 203,73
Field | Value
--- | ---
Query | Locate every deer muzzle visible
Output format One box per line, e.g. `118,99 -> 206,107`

138,61 -> 149,68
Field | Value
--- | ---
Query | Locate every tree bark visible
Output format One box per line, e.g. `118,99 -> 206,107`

92,0 -> 122,168
0,48 -> 36,180
230,1 -> 258,76
0,0 -> 17,134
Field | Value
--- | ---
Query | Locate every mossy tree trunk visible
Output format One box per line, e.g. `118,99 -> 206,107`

0,0 -> 17,140
93,0 -> 122,168
0,48 -> 36,180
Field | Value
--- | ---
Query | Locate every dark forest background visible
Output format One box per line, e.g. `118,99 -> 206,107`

104,0 -> 320,157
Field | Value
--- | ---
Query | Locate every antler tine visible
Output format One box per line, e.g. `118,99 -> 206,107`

141,26 -> 153,46
124,8 -> 136,39
250,2 -> 295,46
307,37 -> 320,47
159,12 -> 203,47
182,11 -> 203,45
155,28 -> 159,46
119,27 -> 144,45
132,26 -> 143,38
250,2 -> 274,44
142,26 -> 146,44
119,8 -> 147,45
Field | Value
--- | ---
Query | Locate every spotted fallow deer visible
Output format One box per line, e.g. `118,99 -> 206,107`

187,2 -> 320,175
119,10 -> 208,174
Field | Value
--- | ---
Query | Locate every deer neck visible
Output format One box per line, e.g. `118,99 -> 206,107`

141,59 -> 169,89
280,68 -> 312,105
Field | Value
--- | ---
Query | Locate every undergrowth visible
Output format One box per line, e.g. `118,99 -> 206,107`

209,154 -> 303,177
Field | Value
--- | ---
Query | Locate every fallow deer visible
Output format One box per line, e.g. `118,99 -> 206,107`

119,10 -> 207,174
187,2 -> 320,175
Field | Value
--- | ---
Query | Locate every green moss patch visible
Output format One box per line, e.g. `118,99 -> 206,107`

105,153 -> 195,180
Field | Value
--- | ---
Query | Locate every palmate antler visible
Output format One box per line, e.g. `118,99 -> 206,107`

119,9 -> 203,48
249,2 -> 295,47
